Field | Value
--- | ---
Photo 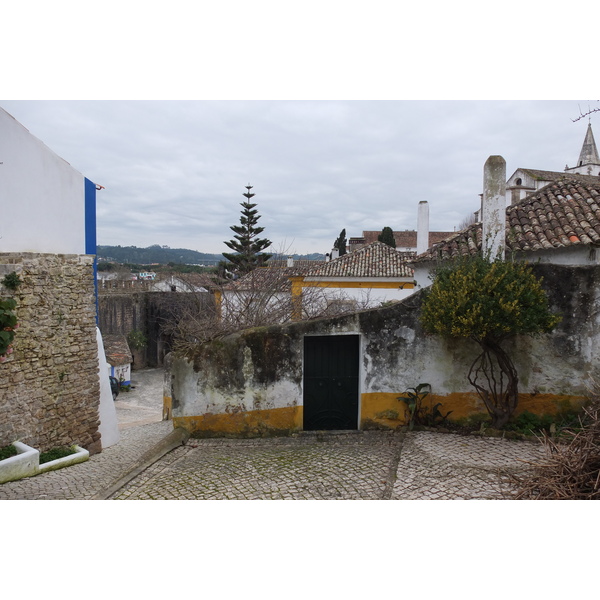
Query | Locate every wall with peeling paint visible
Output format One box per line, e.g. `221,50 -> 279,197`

170,264 -> 599,436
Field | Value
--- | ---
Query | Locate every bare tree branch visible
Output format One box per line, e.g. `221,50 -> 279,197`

571,102 -> 600,123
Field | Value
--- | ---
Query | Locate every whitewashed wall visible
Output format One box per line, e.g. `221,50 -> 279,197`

0,107 -> 94,254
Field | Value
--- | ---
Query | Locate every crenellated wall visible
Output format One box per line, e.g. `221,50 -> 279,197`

0,253 -> 101,453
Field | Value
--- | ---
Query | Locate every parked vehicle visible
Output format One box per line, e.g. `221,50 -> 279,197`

109,376 -> 120,400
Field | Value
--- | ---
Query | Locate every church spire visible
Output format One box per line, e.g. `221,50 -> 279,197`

566,122 -> 600,176
577,122 -> 600,167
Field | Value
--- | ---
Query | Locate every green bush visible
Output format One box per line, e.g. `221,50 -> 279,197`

420,255 -> 561,428
0,444 -> 17,461
39,446 -> 76,465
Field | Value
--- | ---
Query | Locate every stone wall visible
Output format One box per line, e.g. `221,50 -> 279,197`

98,291 -> 212,368
170,264 -> 600,436
0,253 -> 101,454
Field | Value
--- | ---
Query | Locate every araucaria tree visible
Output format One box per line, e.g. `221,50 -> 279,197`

420,256 -> 561,428
378,226 -> 396,248
223,185 -> 272,275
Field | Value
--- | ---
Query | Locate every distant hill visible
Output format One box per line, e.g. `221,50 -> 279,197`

97,245 -> 324,265
97,245 -> 222,265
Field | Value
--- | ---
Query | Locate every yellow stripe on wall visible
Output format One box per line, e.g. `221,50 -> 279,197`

173,405 -> 304,437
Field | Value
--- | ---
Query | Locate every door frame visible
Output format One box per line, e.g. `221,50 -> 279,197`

302,333 -> 362,430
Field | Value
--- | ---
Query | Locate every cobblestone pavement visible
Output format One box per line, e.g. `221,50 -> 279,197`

0,368 -> 171,500
112,429 -> 543,500
112,431 -> 402,500
1,367 -> 544,500
0,420 -> 173,500
392,430 -> 543,499
115,368 -> 164,429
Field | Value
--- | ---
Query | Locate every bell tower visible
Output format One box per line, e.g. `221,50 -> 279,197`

565,121 -> 600,176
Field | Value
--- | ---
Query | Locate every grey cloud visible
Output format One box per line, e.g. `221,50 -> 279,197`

1,100 -> 591,255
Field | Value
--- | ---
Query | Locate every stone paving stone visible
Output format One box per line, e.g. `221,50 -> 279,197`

0,420 -> 173,500
1,365 -> 547,501
112,431 -> 404,500
392,431 -> 544,500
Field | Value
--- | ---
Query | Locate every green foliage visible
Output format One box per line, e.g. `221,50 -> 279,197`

398,383 -> 430,428
127,329 -> 148,350
420,255 -> 561,429
420,255 -> 561,342
97,245 -> 222,266
39,446 -> 77,464
0,444 -> 17,461
0,297 -> 18,360
397,383 -> 453,430
1,272 -> 22,290
333,229 -> 348,256
223,185 -> 272,275
378,226 -> 396,248
506,407 -> 583,436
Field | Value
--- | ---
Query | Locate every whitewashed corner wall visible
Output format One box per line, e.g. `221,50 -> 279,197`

0,107 -> 96,255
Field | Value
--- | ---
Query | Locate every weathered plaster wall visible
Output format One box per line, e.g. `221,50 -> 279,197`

0,253 -> 101,453
170,264 -> 599,436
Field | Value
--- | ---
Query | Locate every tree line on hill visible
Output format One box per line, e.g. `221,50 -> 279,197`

97,244 -> 324,270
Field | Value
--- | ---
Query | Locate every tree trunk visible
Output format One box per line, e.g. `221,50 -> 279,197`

468,337 -> 519,429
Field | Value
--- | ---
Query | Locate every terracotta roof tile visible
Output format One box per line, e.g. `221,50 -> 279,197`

361,230 -> 453,247
226,263 -> 319,291
304,241 -> 414,278
414,175 -> 600,262
102,335 -> 133,366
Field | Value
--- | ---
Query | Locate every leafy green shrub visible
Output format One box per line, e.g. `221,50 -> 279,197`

127,329 -> 147,350
420,255 -> 561,428
39,446 -> 76,465
0,297 -> 18,361
0,444 -> 17,461
1,272 -> 22,291
506,406 -> 583,436
397,384 -> 453,430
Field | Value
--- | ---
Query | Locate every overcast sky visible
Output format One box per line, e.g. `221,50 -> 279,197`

2,4 -> 597,258
2,100 -> 595,256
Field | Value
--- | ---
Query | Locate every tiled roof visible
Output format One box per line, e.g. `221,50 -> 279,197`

361,230 -> 454,247
511,169 -> 600,184
414,175 -> 600,262
304,241 -> 414,278
154,272 -> 216,289
226,264 -> 318,291
103,335 -> 133,366
266,259 -> 325,269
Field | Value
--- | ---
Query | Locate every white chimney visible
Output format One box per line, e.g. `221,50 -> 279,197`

482,155 -> 506,261
417,201 -> 429,255
287,256 -> 294,267
331,248 -> 339,260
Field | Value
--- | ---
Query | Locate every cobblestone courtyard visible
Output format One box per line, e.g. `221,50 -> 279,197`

1,368 -> 544,500
111,429 -> 543,500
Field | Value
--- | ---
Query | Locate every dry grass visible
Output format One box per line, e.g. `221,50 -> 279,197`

512,396 -> 600,500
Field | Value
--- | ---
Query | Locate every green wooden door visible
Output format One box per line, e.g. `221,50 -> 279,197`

303,335 -> 359,430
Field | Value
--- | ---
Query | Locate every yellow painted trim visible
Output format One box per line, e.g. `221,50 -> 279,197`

300,280 -> 414,290
213,289 -> 222,320
173,405 -> 304,436
290,276 -> 304,321
360,391 -> 587,429
163,395 -> 173,421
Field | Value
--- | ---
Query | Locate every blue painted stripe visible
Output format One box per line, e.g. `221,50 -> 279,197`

84,178 -> 97,254
84,178 -> 99,324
